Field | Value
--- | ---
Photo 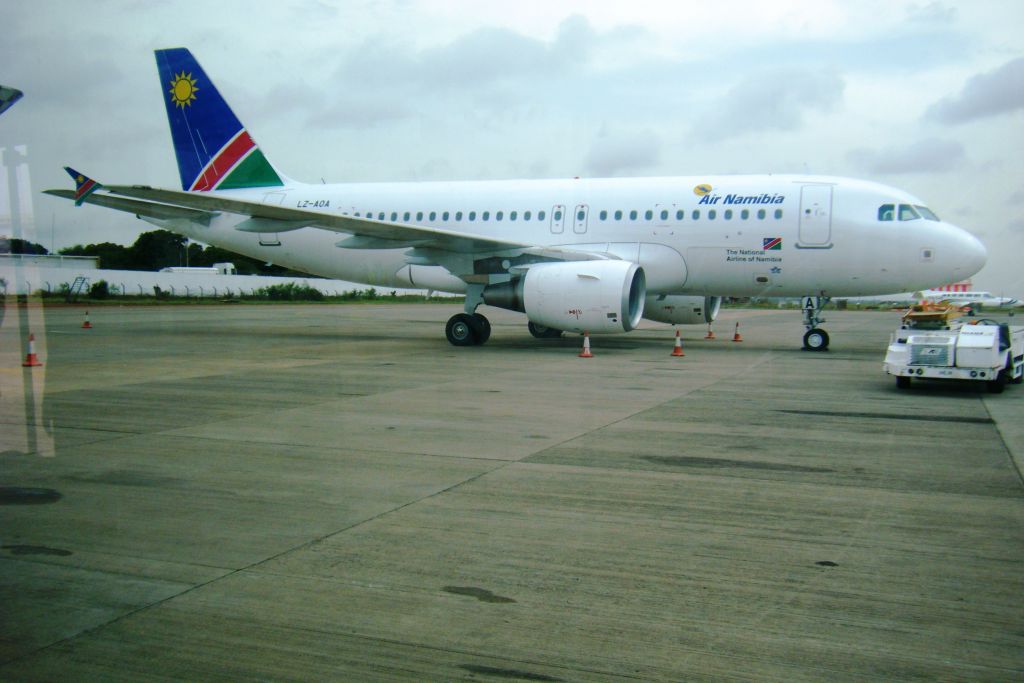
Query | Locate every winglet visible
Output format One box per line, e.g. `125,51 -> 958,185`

0,85 -> 24,117
64,166 -> 102,206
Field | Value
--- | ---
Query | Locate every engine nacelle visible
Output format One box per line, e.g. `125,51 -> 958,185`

484,260 -> 646,334
643,294 -> 721,325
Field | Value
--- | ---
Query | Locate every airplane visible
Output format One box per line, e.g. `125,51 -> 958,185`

841,290 -> 1019,309
45,48 -> 988,351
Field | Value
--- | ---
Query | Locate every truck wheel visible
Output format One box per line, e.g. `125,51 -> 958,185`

896,376 -> 911,389
987,370 -> 1008,394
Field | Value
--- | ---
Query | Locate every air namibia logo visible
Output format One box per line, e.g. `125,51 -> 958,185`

693,184 -> 712,197
169,72 -> 198,108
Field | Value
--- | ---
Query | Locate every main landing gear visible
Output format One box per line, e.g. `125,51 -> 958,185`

801,295 -> 831,351
445,284 -> 491,346
527,321 -> 563,339
445,312 -> 490,346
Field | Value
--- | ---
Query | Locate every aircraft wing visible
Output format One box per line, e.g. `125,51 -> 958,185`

43,189 -> 213,222
104,185 -> 541,255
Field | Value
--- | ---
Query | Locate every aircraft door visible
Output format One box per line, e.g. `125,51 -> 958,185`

259,192 -> 286,246
573,204 -> 589,234
798,185 -> 832,247
550,204 -> 565,234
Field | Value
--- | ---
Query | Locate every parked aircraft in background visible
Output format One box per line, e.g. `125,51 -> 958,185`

841,290 -> 1019,309
45,48 -> 987,350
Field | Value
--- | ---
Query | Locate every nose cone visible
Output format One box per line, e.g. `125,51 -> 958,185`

953,225 -> 987,279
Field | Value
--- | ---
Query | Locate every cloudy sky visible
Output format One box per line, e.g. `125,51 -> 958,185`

2,0 -> 1022,293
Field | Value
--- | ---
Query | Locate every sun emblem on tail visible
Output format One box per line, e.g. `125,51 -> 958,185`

169,72 -> 198,108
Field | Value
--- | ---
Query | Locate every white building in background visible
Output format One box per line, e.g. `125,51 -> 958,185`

0,254 -> 433,298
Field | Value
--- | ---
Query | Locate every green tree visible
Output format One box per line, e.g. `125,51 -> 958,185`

1,237 -> 49,254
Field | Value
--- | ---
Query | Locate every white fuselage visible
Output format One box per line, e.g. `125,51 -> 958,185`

159,174 -> 986,299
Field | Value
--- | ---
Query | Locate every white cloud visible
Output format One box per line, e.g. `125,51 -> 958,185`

696,67 -> 845,139
847,138 -> 966,174
924,57 -> 1024,124
584,128 -> 661,177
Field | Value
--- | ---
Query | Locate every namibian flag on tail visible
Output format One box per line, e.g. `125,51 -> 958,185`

155,48 -> 284,192
64,167 -> 101,206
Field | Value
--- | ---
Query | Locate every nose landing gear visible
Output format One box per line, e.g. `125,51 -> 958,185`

801,295 -> 831,351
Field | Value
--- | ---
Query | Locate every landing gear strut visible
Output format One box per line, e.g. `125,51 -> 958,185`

801,295 -> 831,351
446,285 -> 491,346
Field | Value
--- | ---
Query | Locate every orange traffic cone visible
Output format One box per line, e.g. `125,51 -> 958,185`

671,329 -> 685,357
22,333 -> 43,367
732,321 -> 743,342
704,324 -> 716,340
82,310 -> 92,329
579,331 -> 593,358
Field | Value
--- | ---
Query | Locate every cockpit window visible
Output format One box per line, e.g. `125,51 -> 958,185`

878,204 -> 894,221
898,204 -> 921,221
914,205 -> 940,221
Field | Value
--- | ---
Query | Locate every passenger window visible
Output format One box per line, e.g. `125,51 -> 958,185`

878,204 -> 894,221
629,210 -> 638,220
644,210 -> 653,220
524,211 -> 532,220
428,211 -> 435,221
741,209 -> 749,220
724,209 -> 733,220
577,209 -> 585,221
510,211 -> 517,221
378,212 -> 385,220
757,209 -> 766,220
692,210 -> 700,220
496,211 -> 503,221
899,204 -> 921,221
442,211 -> 449,221
709,210 -> 716,220
456,211 -> 463,221
391,212 -> 397,221
416,211 -> 423,221
599,210 -> 608,220
774,209 -> 783,219
660,209 -> 668,220
403,212 -> 410,221
469,211 -> 476,221
676,210 -> 684,220
482,211 -> 490,221
539,211 -> 546,220
614,210 -> 623,220
553,209 -> 562,221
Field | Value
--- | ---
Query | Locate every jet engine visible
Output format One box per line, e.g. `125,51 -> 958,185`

483,260 -> 646,334
643,294 -> 721,325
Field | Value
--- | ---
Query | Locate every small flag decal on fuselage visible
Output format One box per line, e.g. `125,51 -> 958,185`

763,237 -> 782,250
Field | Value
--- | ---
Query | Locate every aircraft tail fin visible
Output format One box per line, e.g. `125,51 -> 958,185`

155,48 -> 285,192
64,166 -> 102,206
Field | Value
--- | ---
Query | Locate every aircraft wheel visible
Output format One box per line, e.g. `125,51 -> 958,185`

802,328 -> 830,351
470,313 -> 491,345
446,313 -> 479,346
896,375 -> 911,390
528,321 -> 562,339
